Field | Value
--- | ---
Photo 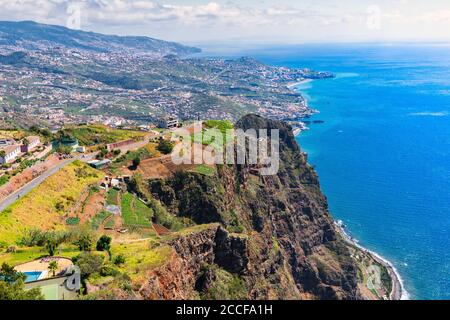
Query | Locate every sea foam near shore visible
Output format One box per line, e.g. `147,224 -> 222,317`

335,221 -> 409,300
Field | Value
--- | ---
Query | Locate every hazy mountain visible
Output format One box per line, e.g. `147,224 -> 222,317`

0,20 -> 200,56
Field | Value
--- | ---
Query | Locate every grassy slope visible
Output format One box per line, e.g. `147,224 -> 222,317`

0,161 -> 104,245
189,164 -> 216,176
192,120 -> 234,152
63,124 -> 145,146
111,241 -> 173,282
121,193 -> 153,227
0,245 -> 81,266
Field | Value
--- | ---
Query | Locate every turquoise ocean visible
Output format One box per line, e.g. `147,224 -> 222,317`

202,44 -> 450,299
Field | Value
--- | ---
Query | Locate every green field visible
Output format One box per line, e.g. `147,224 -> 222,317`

61,124 -> 145,146
91,211 -> 112,230
121,193 -> 153,227
0,245 -> 81,266
204,120 -> 234,134
106,189 -> 119,205
190,164 -> 216,176
192,120 -> 234,151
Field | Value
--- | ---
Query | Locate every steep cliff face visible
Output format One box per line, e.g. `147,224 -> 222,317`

140,115 -> 361,300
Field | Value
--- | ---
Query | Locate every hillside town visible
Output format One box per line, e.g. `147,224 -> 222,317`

0,42 -> 332,131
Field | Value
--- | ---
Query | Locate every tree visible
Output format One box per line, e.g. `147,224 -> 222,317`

0,263 -> 44,300
113,254 -> 126,266
96,235 -> 112,252
73,233 -> 93,252
73,252 -> 104,279
157,139 -> 174,155
132,156 -> 141,168
0,263 -> 24,283
48,260 -> 58,277
55,145 -> 72,155
96,146 -> 108,160
45,238 -> 58,256
44,231 -> 67,256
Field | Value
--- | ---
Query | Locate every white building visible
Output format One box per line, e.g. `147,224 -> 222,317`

0,145 -> 21,164
21,136 -> 41,153
158,115 -> 179,129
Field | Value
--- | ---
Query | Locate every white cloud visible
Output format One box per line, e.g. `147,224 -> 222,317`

0,0 -> 449,43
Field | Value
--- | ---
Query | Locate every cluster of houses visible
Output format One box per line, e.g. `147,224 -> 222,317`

0,136 -> 42,165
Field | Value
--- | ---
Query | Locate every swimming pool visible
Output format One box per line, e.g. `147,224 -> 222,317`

24,271 -> 44,283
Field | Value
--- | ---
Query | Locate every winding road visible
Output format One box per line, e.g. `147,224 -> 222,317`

0,153 -> 96,212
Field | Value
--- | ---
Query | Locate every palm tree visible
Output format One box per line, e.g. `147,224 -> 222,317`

48,260 -> 58,277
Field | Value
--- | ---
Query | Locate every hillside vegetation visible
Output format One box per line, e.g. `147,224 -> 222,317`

0,161 -> 104,245
60,125 -> 145,146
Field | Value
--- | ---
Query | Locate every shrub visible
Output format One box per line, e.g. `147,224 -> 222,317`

157,139 -> 174,155
96,235 -> 112,252
65,217 -> 80,226
73,252 -> 104,279
100,263 -> 121,277
18,229 -> 47,247
132,157 -> 140,168
55,201 -> 65,212
113,254 -> 126,266
0,263 -> 44,300
73,233 -> 93,252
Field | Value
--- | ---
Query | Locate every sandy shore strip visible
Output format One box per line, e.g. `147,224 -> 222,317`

287,79 -> 313,89
334,221 -> 409,300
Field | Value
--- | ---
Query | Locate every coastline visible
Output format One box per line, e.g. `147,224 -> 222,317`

287,79 -> 313,89
334,222 -> 409,300
292,78 -> 409,300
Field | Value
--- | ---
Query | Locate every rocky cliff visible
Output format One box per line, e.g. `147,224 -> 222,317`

89,115 -> 363,300
129,115 -> 361,300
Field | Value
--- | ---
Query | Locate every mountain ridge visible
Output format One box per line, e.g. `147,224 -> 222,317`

0,20 -> 200,56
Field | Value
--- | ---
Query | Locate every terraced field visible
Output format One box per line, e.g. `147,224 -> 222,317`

121,193 -> 153,228
61,124 -> 146,147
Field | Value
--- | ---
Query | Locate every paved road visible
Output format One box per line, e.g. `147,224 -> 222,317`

0,153 -> 96,212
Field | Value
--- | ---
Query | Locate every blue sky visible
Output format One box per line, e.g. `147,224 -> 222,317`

1,0 -> 450,44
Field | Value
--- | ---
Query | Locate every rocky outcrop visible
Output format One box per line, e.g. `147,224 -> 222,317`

136,115 -> 361,300
136,225 -> 249,300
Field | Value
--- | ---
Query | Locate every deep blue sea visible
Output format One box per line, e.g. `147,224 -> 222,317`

202,43 -> 450,299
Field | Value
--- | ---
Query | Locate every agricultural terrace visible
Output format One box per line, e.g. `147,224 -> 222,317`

0,161 -> 104,245
121,192 -> 153,228
60,124 -> 146,147
192,120 -> 234,151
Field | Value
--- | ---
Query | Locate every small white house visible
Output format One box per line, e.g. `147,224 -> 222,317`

158,115 -> 179,129
21,136 -> 41,153
0,145 -> 21,164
